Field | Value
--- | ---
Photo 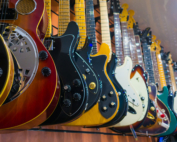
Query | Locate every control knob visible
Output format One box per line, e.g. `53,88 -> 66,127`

63,85 -> 71,92
73,93 -> 81,101
39,50 -> 48,60
0,68 -> 3,77
63,99 -> 71,107
73,79 -> 81,87
41,67 -> 51,77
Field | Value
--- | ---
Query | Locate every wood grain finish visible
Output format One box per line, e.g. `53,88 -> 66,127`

0,0 -> 60,131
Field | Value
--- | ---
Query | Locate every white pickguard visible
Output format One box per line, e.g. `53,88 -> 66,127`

111,56 -> 148,126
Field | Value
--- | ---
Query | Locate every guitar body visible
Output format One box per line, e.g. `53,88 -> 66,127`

75,37 -> 102,111
135,84 -> 170,136
41,21 -> 88,125
0,0 -> 59,131
0,35 -> 14,106
157,87 -> 177,136
65,43 -> 119,126
96,53 -> 128,127
113,56 -> 144,126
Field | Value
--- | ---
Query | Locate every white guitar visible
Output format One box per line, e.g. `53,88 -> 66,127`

111,4 -> 148,127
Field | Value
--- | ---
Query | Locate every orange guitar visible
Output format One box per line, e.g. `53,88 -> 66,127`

0,0 -> 60,131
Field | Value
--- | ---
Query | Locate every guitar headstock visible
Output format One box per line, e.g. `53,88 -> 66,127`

140,27 -> 151,43
166,52 -> 173,64
119,4 -> 129,22
155,40 -> 162,54
111,0 -> 122,14
127,10 -> 135,29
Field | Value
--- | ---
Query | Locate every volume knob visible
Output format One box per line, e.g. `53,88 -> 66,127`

39,50 -> 48,60
73,79 -> 81,87
73,93 -> 81,101
63,99 -> 71,107
41,67 -> 51,77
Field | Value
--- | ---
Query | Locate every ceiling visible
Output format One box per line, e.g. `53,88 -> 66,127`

51,0 -> 177,61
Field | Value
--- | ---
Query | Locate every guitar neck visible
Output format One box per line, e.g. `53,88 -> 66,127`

151,51 -> 162,90
142,42 -> 155,84
86,0 -> 97,54
156,52 -> 167,89
75,0 -> 86,50
45,0 -> 52,38
135,35 -> 145,69
168,63 -> 177,93
99,0 -> 112,61
174,71 -> 177,87
114,13 -> 124,66
162,61 -> 172,87
121,22 -> 131,59
58,0 -> 70,36
128,28 -> 139,66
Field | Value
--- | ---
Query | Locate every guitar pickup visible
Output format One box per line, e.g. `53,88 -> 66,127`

0,8 -> 18,20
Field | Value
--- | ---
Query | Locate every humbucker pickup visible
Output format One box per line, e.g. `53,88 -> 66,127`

0,8 -> 18,20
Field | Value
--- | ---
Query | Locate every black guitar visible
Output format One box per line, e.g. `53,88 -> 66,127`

41,21 -> 89,125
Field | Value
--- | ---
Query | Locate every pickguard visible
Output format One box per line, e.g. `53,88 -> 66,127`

130,71 -> 149,121
113,56 -> 143,126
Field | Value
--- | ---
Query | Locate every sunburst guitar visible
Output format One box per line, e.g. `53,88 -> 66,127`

0,0 -> 60,131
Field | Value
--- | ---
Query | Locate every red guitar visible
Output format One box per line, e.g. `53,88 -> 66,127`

0,0 -> 60,131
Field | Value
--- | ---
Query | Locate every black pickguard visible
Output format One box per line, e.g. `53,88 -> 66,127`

94,53 -> 128,127
75,37 -> 102,111
41,21 -> 88,125
89,54 -> 118,119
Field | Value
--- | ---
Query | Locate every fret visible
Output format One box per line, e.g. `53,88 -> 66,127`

58,0 -> 70,36
99,0 -> 112,61
114,12 -> 124,65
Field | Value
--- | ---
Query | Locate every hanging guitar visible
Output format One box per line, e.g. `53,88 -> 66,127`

41,0 -> 89,125
64,0 -> 120,127
0,34 -> 14,106
0,0 -> 60,131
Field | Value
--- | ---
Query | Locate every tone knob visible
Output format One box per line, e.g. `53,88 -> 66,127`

102,106 -> 108,112
150,106 -> 155,111
89,82 -> 96,90
141,97 -> 145,101
85,68 -> 90,74
73,79 -> 81,87
73,93 -> 81,101
63,85 -> 71,92
63,99 -> 71,107
101,95 -> 107,100
41,67 -> 51,77
109,91 -> 114,96
39,50 -> 48,60
0,68 -> 3,77
110,102 -> 116,108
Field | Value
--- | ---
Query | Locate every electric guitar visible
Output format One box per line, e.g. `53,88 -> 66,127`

41,0 -> 88,125
133,30 -> 170,136
0,0 -> 60,130
111,4 -> 148,128
154,39 -> 177,136
65,0 -> 120,127
0,34 -> 14,106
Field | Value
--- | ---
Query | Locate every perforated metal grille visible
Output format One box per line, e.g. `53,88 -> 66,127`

16,0 -> 36,14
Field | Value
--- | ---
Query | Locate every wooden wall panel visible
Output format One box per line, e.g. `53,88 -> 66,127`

0,125 -> 157,142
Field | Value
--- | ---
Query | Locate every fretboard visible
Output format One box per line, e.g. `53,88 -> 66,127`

45,0 -> 52,38
151,51 -> 161,89
86,0 -> 97,54
135,35 -> 145,69
99,0 -> 112,61
121,22 -> 131,59
162,61 -> 172,87
156,52 -> 167,89
174,71 -> 177,87
142,42 -> 155,84
128,28 -> 139,66
75,0 -> 86,50
114,13 -> 124,66
58,0 -> 70,36
168,63 -> 177,93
